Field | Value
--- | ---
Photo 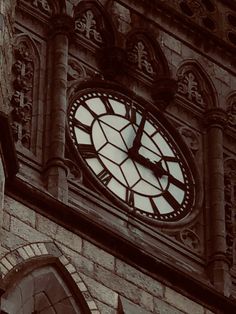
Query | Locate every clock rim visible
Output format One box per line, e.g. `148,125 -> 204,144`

67,80 -> 203,228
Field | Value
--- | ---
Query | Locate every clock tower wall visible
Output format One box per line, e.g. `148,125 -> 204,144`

1,0 -> 236,313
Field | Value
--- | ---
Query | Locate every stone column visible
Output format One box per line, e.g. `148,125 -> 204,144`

45,15 -> 74,203
205,108 -> 230,295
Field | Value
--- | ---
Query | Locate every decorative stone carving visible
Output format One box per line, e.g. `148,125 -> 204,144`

179,228 -> 201,252
67,59 -> 86,81
11,41 -> 35,149
177,71 -> 205,107
227,94 -> 236,127
178,126 -> 200,154
75,9 -> 103,45
127,40 -> 155,77
224,158 -> 236,266
21,0 -> 52,15
64,159 -> 82,183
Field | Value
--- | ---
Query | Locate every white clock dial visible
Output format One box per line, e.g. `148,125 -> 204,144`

68,90 -> 195,222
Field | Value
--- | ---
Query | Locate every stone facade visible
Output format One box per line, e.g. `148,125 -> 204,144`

0,0 -> 236,313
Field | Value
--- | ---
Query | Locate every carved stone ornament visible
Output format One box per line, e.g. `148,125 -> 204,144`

177,70 -> 206,107
21,0 -> 52,15
75,9 -> 103,45
67,59 -> 86,81
127,40 -> 156,78
224,158 -> 236,266
179,228 -> 201,252
11,41 -> 34,149
178,126 -> 200,154
64,159 -> 82,183
227,94 -> 236,127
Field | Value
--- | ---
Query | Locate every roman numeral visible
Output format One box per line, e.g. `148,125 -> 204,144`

98,169 -> 112,185
102,98 -> 114,114
78,144 -> 97,159
150,198 -> 160,214
125,104 -> 136,124
126,189 -> 134,207
163,191 -> 180,210
74,119 -> 92,134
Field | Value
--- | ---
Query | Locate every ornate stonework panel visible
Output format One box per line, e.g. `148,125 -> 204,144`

224,158 -> 236,266
127,40 -> 155,77
20,0 -> 52,16
177,71 -> 205,107
178,126 -> 200,155
11,41 -> 35,150
227,94 -> 236,127
75,9 -> 103,45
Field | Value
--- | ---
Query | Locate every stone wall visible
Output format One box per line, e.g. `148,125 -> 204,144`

0,195 -> 215,314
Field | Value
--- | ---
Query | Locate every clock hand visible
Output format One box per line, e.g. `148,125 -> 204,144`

131,110 -> 147,152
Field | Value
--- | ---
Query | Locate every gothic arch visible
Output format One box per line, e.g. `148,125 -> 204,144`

0,242 -> 100,314
73,0 -> 115,47
125,31 -> 170,81
176,60 -> 218,109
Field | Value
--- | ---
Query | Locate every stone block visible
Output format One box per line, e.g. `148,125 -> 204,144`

165,287 -> 204,314
5,197 -> 36,227
83,240 -> 115,271
162,33 -> 182,55
10,217 -> 50,243
94,264 -> 141,304
154,298 -> 184,314
140,290 -> 154,312
118,296 -> 152,314
36,214 -> 58,238
2,229 -> 27,250
58,244 -> 95,276
80,273 -> 118,308
2,211 -> 10,231
115,259 -> 163,297
95,300 -> 117,314
55,225 -> 82,252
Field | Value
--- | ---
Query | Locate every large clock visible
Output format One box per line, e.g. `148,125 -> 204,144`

68,88 -> 196,223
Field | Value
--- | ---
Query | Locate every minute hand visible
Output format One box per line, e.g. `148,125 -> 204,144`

131,111 -> 147,151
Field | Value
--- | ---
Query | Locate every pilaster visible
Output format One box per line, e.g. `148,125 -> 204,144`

205,108 -> 231,296
45,15 -> 74,203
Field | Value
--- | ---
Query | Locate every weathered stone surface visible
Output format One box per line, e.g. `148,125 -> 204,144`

118,296 -> 152,314
93,264 -> 142,304
5,197 -> 36,227
80,273 -> 118,308
83,240 -> 115,271
154,298 -> 184,314
165,287 -> 204,314
55,225 -> 82,252
115,259 -> 163,297
10,217 -> 50,243
57,243 -> 95,274
95,300 -> 117,314
36,214 -> 58,237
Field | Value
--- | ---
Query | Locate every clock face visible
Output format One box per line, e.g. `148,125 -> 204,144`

68,89 -> 195,222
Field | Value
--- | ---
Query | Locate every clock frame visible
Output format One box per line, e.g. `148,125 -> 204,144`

68,85 -> 201,226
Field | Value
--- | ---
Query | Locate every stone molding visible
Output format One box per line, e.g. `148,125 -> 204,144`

204,108 -> 228,128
